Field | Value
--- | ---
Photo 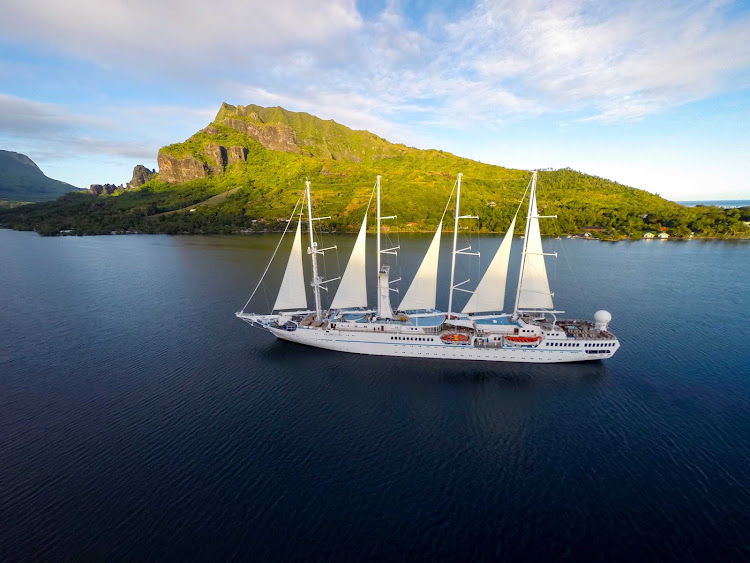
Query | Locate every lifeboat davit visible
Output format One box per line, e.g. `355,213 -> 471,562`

504,336 -> 541,343
441,333 -> 469,342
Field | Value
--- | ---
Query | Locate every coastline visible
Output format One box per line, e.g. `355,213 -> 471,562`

2,225 -> 749,240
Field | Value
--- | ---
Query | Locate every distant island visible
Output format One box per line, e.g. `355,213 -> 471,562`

1,103 -> 748,238
0,150 -> 80,205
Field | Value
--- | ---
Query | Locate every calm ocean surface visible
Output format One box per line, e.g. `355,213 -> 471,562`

677,199 -> 750,207
1,229 -> 749,560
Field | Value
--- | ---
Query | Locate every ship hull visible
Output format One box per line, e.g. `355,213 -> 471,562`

267,327 -> 618,364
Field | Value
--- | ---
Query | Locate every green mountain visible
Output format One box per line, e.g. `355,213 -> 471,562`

1,104 -> 748,237
0,150 -> 79,203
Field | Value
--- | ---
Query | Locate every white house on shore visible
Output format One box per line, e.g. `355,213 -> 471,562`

643,232 -> 655,238
658,232 -> 669,239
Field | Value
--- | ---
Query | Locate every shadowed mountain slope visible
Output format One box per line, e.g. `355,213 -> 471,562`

0,150 -> 79,202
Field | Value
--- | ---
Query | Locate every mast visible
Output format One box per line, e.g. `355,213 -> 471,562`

376,175 -> 381,275
375,175 -> 398,318
306,180 -> 323,320
513,172 -> 536,319
447,173 -> 462,318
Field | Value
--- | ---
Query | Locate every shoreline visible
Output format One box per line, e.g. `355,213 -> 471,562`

3,226 -> 749,241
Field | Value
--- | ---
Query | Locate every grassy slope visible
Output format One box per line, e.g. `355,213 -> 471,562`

1,104 -> 748,237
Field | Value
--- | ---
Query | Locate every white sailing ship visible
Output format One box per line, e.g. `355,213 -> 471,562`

236,171 -> 620,363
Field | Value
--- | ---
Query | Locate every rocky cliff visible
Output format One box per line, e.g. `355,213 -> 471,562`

158,142 -> 248,183
127,165 -> 157,188
89,183 -> 119,196
156,102 -> 403,184
221,117 -> 301,154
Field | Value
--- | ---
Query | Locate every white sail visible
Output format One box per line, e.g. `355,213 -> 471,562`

331,211 -> 368,309
517,189 -> 554,309
273,217 -> 308,311
462,216 -> 516,314
398,222 -> 442,311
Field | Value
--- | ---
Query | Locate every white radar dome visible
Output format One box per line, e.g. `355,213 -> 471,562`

594,310 -> 612,331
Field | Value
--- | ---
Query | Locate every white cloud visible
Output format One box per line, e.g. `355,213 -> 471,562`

5,1 -> 749,125
2,1 -> 750,196
223,1 -> 750,132
453,0 -> 750,121
1,0 -> 362,68
0,94 -> 101,135
0,94 -> 222,185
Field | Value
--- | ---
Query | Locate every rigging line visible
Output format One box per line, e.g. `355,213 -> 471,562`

239,197 -> 302,314
440,178 -> 458,225
513,176 -> 533,223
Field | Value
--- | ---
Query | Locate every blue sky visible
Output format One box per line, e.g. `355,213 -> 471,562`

1,0 -> 749,200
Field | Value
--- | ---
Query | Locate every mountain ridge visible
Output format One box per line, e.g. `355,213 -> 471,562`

1,104 -> 748,237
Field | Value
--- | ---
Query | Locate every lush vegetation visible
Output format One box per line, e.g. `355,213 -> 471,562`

1,104 -> 748,238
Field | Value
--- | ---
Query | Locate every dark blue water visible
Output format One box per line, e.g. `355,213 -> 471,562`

1,229 -> 749,560
677,199 -> 750,208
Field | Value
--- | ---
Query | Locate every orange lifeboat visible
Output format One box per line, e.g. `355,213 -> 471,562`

504,336 -> 541,343
440,333 -> 469,342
